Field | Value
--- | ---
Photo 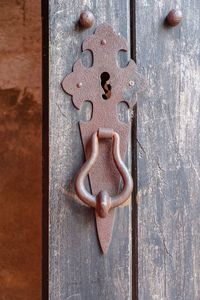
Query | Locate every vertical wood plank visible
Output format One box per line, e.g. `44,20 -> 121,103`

136,1 -> 200,299
49,1 -> 132,299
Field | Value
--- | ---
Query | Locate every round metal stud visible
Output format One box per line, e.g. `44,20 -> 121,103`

77,82 -> 82,88
166,9 -> 183,27
79,10 -> 95,29
129,80 -> 134,86
101,39 -> 107,45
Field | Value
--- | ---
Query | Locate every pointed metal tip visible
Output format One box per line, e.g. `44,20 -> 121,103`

100,242 -> 110,255
95,209 -> 115,255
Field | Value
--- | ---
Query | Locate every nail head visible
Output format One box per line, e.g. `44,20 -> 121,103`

101,39 -> 107,45
77,82 -> 83,88
79,10 -> 95,29
167,9 -> 183,27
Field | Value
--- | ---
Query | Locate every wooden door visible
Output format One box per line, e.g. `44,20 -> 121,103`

49,1 -> 200,299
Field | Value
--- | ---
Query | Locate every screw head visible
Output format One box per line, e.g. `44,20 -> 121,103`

101,39 -> 107,45
79,10 -> 95,29
77,82 -> 82,88
167,9 -> 183,27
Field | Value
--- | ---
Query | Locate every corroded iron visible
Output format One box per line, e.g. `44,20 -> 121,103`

166,9 -> 183,27
79,10 -> 95,29
75,128 -> 133,218
62,23 -> 145,253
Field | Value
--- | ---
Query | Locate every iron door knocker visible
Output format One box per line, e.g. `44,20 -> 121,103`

62,23 -> 145,253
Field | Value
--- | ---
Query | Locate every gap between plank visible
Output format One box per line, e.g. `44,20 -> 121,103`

130,0 -> 138,299
42,0 -> 49,299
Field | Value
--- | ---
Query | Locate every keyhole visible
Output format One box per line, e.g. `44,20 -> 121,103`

100,72 -> 112,100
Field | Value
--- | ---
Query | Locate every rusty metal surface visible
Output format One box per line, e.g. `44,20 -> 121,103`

75,128 -> 133,217
62,23 -> 145,253
79,10 -> 95,28
166,9 -> 183,26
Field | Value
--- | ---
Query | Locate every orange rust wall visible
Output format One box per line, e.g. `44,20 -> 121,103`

0,1 -> 42,299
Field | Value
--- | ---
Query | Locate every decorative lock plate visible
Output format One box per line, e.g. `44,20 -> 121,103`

62,23 -> 145,254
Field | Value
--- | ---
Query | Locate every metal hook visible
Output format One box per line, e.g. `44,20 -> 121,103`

75,128 -> 133,218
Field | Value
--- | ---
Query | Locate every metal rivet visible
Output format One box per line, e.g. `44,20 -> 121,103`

77,82 -> 82,88
79,10 -> 95,29
129,80 -> 134,86
101,39 -> 107,45
166,9 -> 183,27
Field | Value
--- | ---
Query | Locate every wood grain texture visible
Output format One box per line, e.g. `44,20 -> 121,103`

136,1 -> 200,299
49,1 -> 132,299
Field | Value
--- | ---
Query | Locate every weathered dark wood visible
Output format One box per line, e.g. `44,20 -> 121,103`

49,1 -> 132,299
136,1 -> 200,299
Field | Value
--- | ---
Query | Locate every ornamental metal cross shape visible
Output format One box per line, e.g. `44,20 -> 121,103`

62,23 -> 145,253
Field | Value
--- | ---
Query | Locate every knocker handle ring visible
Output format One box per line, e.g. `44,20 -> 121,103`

75,128 -> 133,218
